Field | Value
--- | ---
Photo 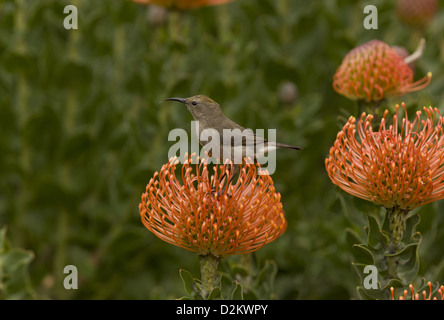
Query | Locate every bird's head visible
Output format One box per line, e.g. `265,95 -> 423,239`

163,95 -> 223,120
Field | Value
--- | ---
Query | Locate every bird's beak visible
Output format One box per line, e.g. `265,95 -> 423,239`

162,97 -> 187,104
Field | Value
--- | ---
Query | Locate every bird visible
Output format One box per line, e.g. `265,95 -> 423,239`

163,95 -> 301,186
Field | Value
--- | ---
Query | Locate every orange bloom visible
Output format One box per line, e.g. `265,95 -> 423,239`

396,0 -> 438,29
391,282 -> 444,300
139,156 -> 287,257
333,40 -> 431,102
131,0 -> 235,10
325,103 -> 444,211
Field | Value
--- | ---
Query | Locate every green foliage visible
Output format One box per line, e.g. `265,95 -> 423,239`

346,210 -> 422,300
0,227 -> 35,299
0,0 -> 443,299
178,255 -> 278,300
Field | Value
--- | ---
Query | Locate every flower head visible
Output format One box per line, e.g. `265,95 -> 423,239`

139,156 -> 287,257
396,0 -> 438,29
131,0 -> 235,10
325,103 -> 444,211
333,40 -> 431,102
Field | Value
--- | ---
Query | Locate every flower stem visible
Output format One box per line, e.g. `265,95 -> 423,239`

386,207 -> 408,280
387,207 -> 408,251
357,99 -> 384,118
199,254 -> 219,299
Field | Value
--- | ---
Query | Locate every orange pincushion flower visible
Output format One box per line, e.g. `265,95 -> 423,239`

325,103 -> 444,211
139,156 -> 287,257
131,0 -> 235,10
333,40 -> 431,102
396,0 -> 438,29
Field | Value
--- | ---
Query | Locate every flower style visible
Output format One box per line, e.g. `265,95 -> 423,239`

390,282 -> 444,300
131,0 -> 235,10
325,103 -> 444,212
139,156 -> 287,257
333,40 -> 431,103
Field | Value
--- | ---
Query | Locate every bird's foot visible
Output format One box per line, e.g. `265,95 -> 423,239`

206,186 -> 232,199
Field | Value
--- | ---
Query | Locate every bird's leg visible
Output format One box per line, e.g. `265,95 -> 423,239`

210,164 -> 239,198
219,164 -> 239,196
226,164 -> 239,187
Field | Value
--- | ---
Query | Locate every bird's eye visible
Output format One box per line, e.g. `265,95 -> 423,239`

192,101 -> 197,106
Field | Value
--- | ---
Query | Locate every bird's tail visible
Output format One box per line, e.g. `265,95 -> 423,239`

275,142 -> 302,150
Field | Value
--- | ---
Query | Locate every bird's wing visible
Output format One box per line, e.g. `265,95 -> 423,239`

220,128 -> 266,147
217,118 -> 301,150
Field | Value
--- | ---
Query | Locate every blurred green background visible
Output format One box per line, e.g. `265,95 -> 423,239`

1,0 -> 443,299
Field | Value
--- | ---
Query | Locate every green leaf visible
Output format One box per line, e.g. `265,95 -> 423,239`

255,260 -> 277,288
207,286 -> 221,300
395,241 -> 421,285
402,214 -> 421,244
350,244 -> 375,266
179,269 -> 195,296
0,227 -> 35,300
345,227 -> 364,248
366,214 -> 384,249
356,286 -> 388,300
226,259 -> 249,277
0,227 -> 10,253
230,281 -> 244,300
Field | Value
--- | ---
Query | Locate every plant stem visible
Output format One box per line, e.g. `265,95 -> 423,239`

357,99 -> 384,117
199,254 -> 219,299
386,207 -> 408,279
387,207 -> 408,251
